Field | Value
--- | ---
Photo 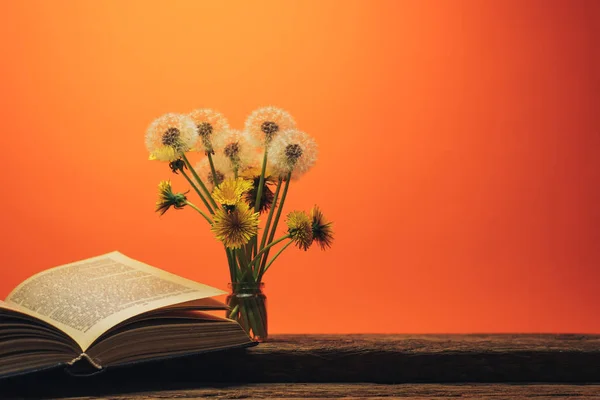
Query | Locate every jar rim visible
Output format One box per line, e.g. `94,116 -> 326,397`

228,282 -> 265,287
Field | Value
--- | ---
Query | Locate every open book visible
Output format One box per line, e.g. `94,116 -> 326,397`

0,251 -> 255,379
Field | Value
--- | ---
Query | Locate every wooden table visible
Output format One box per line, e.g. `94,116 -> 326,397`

2,334 -> 599,399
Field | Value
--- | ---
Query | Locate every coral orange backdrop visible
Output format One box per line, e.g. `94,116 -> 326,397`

0,0 -> 598,333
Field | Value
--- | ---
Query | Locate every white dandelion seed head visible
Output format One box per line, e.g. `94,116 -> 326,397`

145,113 -> 199,161
216,129 -> 258,172
194,153 -> 233,190
268,129 -> 318,180
244,106 -> 296,147
189,108 -> 230,153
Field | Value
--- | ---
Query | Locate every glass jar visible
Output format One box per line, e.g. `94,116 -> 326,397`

226,282 -> 267,342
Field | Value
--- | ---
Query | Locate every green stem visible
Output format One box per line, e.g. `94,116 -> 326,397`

181,153 -> 219,211
254,150 -> 268,213
232,249 -> 244,281
207,152 -> 221,187
249,234 -> 291,271
246,151 -> 269,261
236,248 -> 252,279
246,301 -> 261,339
228,304 -> 239,319
239,301 -> 250,333
184,201 -> 213,225
251,235 -> 258,259
259,177 -> 283,253
180,169 -> 213,214
243,241 -> 252,265
225,247 -> 236,283
259,173 -> 292,271
254,295 -> 268,338
231,249 -> 248,282
258,240 -> 293,281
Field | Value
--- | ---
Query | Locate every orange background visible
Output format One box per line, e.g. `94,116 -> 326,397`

0,0 -> 598,333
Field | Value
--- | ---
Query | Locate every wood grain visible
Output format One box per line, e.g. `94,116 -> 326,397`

256,333 -> 600,352
1,334 -> 599,399
57,383 -> 600,400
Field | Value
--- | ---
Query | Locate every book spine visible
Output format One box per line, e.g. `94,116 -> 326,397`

65,353 -> 104,377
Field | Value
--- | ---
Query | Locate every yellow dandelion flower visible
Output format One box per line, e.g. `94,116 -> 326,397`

310,205 -> 334,250
212,177 -> 253,206
244,106 -> 296,146
155,180 -> 187,215
152,146 -> 178,163
286,210 -> 313,251
194,154 -> 232,190
189,108 -> 230,154
239,165 -> 264,180
240,165 -> 277,213
268,129 -> 318,180
145,113 -> 198,162
211,202 -> 260,249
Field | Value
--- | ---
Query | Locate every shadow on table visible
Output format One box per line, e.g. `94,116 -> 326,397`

0,348 -> 256,398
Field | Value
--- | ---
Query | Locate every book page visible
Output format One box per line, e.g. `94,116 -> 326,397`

0,299 -> 38,319
5,251 -> 226,351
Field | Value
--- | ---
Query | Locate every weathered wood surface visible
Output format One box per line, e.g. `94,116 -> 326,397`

1,334 -> 599,399
53,384 -> 600,400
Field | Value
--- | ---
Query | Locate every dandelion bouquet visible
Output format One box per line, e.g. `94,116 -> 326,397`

145,107 -> 334,341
